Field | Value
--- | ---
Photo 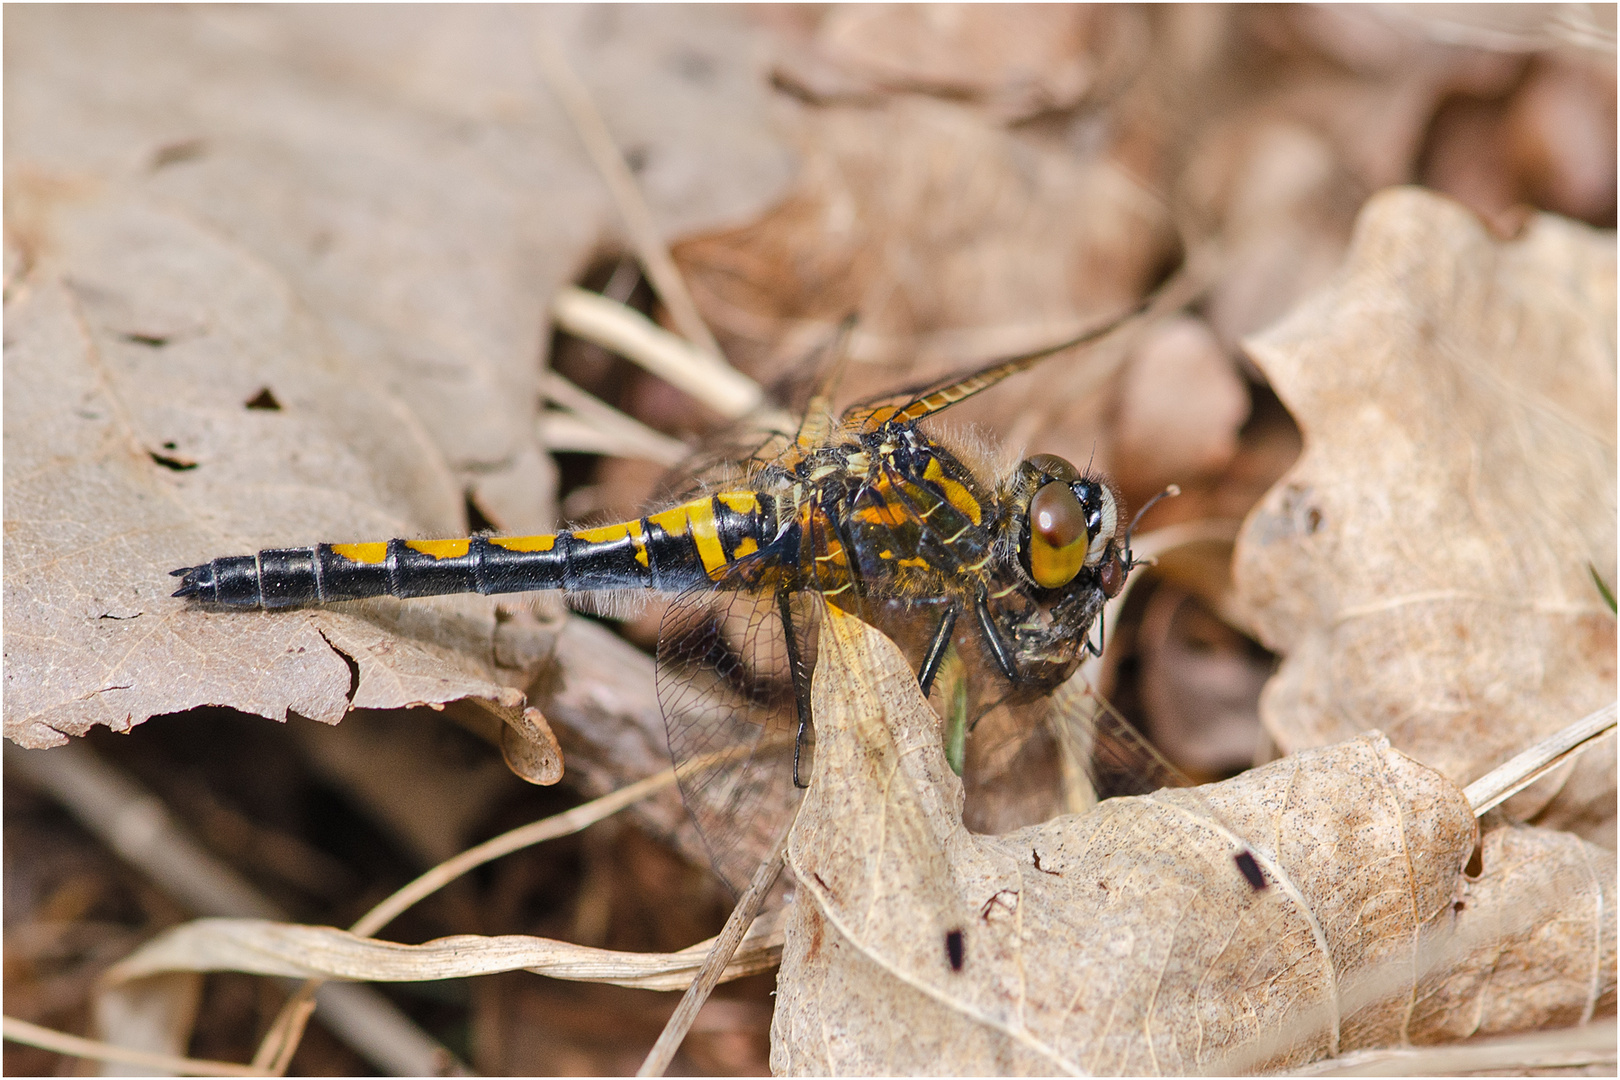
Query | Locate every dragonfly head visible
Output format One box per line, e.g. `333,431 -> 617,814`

1012,454 -> 1128,598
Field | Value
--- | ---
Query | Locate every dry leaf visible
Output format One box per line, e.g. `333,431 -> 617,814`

798,5 -> 1124,123
772,608 -> 1609,1074
2,202 -> 544,752
1111,314 -> 1250,496
1231,188 -> 1616,833
1413,822 -> 1616,1041
2,6 -> 793,753
673,96 -> 1178,460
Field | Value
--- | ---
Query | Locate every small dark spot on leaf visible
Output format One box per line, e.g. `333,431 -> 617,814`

1097,880 -> 1108,890
945,928 -> 965,972
623,145 -> 650,174
1453,899 -> 1466,913
244,387 -> 282,411
810,871 -> 837,903
149,450 -> 197,471
1305,507 -> 1323,533
1032,849 -> 1061,876
162,441 -> 177,449
150,138 -> 208,170
1234,850 -> 1268,891
123,332 -> 169,348
98,612 -> 141,621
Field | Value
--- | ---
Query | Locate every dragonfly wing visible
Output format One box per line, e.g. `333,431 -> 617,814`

657,558 -> 818,895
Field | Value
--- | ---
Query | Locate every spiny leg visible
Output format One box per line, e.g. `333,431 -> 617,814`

973,593 -> 1019,682
779,589 -> 814,789
916,604 -> 960,698
1083,606 -> 1106,659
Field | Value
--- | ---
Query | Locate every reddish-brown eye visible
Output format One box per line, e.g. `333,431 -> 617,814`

1098,553 -> 1125,598
1027,482 -> 1089,589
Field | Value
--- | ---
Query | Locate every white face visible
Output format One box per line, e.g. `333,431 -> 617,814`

1085,486 -> 1117,567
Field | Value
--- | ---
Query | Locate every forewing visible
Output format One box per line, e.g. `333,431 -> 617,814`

657,561 -> 817,895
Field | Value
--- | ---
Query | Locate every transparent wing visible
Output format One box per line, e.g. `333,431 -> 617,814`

657,559 -> 819,895
936,621 -> 1192,836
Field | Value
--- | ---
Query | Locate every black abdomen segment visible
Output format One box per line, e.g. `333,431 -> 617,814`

172,492 -> 774,609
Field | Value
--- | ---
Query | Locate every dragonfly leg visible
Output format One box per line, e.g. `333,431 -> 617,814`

1082,605 -> 1106,659
974,593 -> 1019,682
778,590 -> 814,789
916,604 -> 960,697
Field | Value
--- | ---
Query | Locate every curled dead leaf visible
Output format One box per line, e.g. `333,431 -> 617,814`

1232,187 -> 1616,836
773,607 -> 1610,1074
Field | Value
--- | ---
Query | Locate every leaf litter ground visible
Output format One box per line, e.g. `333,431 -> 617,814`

5,5 -> 1615,1076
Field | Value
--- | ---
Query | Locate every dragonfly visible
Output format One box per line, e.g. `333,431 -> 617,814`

172,305 -> 1179,892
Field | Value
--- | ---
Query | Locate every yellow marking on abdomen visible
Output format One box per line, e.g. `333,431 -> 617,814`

716,491 -> 758,515
627,518 -> 649,567
646,504 -> 692,538
649,499 -> 729,577
731,537 -> 759,559
330,542 -> 388,564
572,522 -> 635,545
924,458 -> 982,525
405,538 -> 471,559
489,535 -> 556,553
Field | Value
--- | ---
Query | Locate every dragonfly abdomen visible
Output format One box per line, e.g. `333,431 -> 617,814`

172,491 -> 776,609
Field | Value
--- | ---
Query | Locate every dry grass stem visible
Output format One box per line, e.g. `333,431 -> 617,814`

552,285 -> 785,425
534,29 -> 724,360
1,1015 -> 269,1077
355,766 -> 681,939
104,914 -> 788,992
1289,1021 -> 1617,1076
638,810 -> 797,1077
539,372 -> 691,466
1463,702 -> 1617,815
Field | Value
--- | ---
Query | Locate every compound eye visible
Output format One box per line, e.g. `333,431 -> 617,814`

1098,552 -> 1126,598
1027,453 -> 1080,482
1027,481 -> 1089,589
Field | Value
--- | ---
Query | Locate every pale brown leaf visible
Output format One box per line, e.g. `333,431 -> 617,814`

773,608 -> 1611,1074
1231,187 -> 1616,836
1413,822 -> 1616,1040
2,6 -> 793,751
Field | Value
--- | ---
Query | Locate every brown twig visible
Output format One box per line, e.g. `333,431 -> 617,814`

637,807 -> 798,1077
